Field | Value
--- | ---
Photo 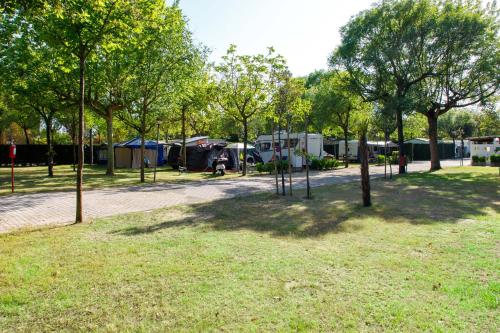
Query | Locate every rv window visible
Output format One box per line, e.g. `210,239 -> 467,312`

283,139 -> 299,148
260,142 -> 272,151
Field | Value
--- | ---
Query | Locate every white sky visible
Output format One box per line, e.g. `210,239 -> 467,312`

179,0 -> 376,77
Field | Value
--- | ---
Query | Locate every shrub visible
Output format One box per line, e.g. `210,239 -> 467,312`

310,157 -> 339,170
310,158 -> 322,170
490,154 -> 500,163
376,155 -> 387,165
256,160 -> 289,173
391,151 -> 399,164
472,156 -> 487,164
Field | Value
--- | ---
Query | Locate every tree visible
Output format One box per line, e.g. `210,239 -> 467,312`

215,45 -> 285,176
310,71 -> 365,168
26,0 -> 138,222
119,3 -> 196,183
411,0 -> 499,170
438,110 -> 476,146
371,103 -> 397,179
474,103 -> 500,137
333,0 -> 442,174
86,40 -> 131,175
274,73 -> 306,196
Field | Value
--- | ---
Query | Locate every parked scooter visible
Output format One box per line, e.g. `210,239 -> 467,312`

213,157 -> 227,176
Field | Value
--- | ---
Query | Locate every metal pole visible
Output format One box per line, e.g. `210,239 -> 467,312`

154,122 -> 160,183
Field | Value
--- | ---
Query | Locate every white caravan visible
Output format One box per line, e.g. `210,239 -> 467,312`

255,132 -> 326,169
338,140 -> 359,161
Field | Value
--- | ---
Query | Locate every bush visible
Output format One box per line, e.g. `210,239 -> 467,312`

376,155 -> 387,165
256,160 -> 289,174
472,156 -> 487,163
490,154 -> 500,163
310,158 -> 322,170
310,157 -> 339,170
391,151 -> 400,164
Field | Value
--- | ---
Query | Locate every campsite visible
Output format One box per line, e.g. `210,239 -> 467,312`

0,0 -> 499,332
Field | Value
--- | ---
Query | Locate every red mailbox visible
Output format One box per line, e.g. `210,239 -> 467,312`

9,144 -> 16,159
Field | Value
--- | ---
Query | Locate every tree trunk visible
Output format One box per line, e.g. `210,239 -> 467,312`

278,123 -> 285,196
242,118 -> 248,176
45,116 -> 54,177
305,118 -> 311,199
182,105 -> 187,169
427,112 -> 441,171
272,122 -> 278,195
23,127 -> 30,145
76,53 -> 85,224
140,130 -> 145,183
72,128 -> 76,172
89,128 -> 93,165
105,110 -> 115,176
360,132 -> 371,207
344,130 -> 349,168
287,118 -> 292,196
396,109 -> 406,174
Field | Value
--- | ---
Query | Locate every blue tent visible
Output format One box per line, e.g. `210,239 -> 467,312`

114,137 -> 165,168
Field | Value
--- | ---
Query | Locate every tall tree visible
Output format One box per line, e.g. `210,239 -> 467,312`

333,0 -> 441,174
310,71 -> 365,168
215,45 -> 285,176
411,0 -> 499,170
119,3 -> 196,182
26,0 -> 138,222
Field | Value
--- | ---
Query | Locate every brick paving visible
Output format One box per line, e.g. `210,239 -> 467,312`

0,160 -> 464,234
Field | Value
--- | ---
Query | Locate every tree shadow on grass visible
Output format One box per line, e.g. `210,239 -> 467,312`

110,171 -> 499,238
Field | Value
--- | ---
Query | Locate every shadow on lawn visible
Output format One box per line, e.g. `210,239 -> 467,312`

111,171 -> 499,238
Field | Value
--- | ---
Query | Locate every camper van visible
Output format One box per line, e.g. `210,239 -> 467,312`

255,132 -> 326,169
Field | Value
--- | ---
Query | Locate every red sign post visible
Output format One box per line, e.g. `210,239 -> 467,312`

9,144 -> 16,193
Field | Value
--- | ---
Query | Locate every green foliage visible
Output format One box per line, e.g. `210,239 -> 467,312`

472,156 -> 487,163
310,157 -> 339,170
256,161 -> 288,174
489,154 -> 500,164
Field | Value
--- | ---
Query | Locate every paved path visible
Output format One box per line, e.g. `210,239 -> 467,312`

0,160 -> 464,234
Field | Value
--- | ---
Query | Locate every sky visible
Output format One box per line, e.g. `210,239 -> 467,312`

178,0 -> 376,77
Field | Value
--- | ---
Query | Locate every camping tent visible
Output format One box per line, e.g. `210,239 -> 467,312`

114,138 -> 165,169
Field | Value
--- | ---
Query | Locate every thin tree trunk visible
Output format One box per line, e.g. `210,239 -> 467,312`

89,128 -> 93,165
181,105 -> 187,169
287,119 -> 292,196
427,112 -> 441,171
23,127 -> 30,145
72,128 -> 76,172
344,130 -> 349,168
76,53 -> 85,224
105,109 -> 115,176
396,109 -> 406,174
45,116 -> 54,177
140,129 -> 145,183
279,122 -> 285,196
305,118 -> 311,199
384,135 -> 387,179
360,132 -> 371,207
272,122 -> 278,195
242,118 -> 248,176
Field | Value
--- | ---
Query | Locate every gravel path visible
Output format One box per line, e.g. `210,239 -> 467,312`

0,160 -> 464,234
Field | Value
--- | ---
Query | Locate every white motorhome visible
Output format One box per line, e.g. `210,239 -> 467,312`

255,132 -> 326,169
338,140 -> 359,161
470,136 -> 500,158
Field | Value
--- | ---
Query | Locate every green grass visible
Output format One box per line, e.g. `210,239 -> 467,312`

0,167 -> 498,332
0,165 -> 243,196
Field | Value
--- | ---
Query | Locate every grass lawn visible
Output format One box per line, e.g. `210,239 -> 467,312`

0,167 -> 498,332
0,165 -> 243,196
